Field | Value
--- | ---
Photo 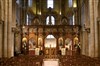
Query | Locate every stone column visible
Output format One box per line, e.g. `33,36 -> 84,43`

77,0 -> 81,25
3,0 -> 8,57
7,0 -> 16,58
43,36 -> 45,53
63,34 -> 65,48
36,28 -> 38,47
94,0 -> 99,57
97,18 -> 100,57
84,0 -> 89,56
19,0 -> 28,54
88,0 -> 95,57
0,0 -> 16,58
85,31 -> 89,56
81,31 -> 88,55
43,28 -> 45,54
0,0 -> 4,57
75,11 -> 78,25
81,31 -> 84,55
61,0 -> 65,15
49,15 -> 52,25
79,30 -> 83,54
87,0 -> 99,57
0,0 -> 2,58
0,21 -> 3,57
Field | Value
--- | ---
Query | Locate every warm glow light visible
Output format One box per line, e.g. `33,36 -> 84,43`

39,12 -> 41,15
22,25 -> 25,28
60,11 -> 61,15
47,35 -> 55,38
73,0 -> 77,8
27,15 -> 28,25
73,3 -> 77,8
45,35 -> 56,48
45,44 -> 56,48
22,37 -> 27,42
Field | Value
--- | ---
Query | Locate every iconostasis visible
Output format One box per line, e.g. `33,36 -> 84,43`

14,25 -> 81,55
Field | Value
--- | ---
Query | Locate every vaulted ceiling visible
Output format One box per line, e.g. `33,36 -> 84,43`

27,0 -> 77,17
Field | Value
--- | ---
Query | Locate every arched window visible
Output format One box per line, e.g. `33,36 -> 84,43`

68,0 -> 72,7
47,0 -> 54,8
46,16 -> 55,25
73,15 -> 75,25
46,16 -> 49,25
69,15 -> 75,25
28,0 -> 32,7
26,14 -> 29,25
16,0 -> 20,4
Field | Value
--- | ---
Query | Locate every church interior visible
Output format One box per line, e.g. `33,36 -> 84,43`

0,0 -> 100,66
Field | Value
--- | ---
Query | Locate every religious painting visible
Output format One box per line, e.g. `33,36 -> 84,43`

73,35 -> 80,49
38,38 -> 42,46
29,28 -> 37,50
58,37 -> 63,50
65,38 -> 72,50
38,37 -> 43,51
22,36 -> 27,49
29,37 -> 36,50
74,36 -> 79,45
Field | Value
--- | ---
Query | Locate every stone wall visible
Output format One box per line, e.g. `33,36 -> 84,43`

0,0 -> 16,58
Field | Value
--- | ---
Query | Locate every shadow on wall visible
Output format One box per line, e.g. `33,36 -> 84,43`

98,0 -> 100,58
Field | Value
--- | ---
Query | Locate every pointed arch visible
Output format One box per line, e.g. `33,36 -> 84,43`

46,34 -> 55,39
68,0 -> 72,7
45,34 -> 56,48
61,17 -> 69,25
46,16 -> 55,25
32,17 -> 40,25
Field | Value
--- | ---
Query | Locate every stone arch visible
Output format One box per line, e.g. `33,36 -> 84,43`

61,16 -> 69,25
46,16 -> 55,25
32,16 -> 40,25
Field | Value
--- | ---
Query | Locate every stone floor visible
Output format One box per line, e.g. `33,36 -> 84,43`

0,54 -> 100,66
43,59 -> 59,66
